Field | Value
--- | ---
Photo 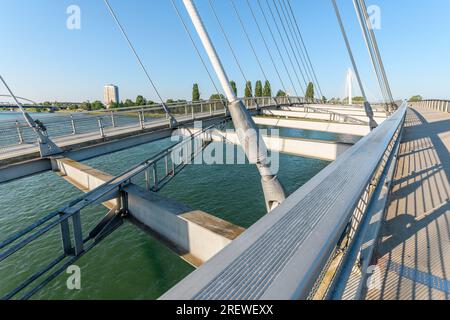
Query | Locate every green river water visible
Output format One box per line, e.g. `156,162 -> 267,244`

0,126 -> 357,299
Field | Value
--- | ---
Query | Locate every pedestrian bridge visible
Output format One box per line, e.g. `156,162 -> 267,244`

1,98 -> 449,300
0,97 -> 375,183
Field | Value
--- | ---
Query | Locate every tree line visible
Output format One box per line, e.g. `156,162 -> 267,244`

41,80 -> 323,112
192,80 -> 319,102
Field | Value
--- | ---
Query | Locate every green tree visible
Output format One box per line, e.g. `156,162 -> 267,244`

230,80 -> 237,96
210,93 -> 226,100
136,95 -> 147,106
263,80 -> 272,97
409,95 -> 423,102
245,81 -> 253,98
166,99 -> 175,104
322,96 -> 327,103
80,101 -> 92,111
124,99 -> 135,108
330,97 -> 341,104
255,80 -> 263,97
91,101 -> 105,110
192,83 -> 200,101
276,90 -> 286,97
305,82 -> 314,99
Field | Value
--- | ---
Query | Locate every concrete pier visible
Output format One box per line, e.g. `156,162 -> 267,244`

178,128 -> 354,161
262,109 -> 386,124
52,157 -> 245,267
253,117 -> 370,136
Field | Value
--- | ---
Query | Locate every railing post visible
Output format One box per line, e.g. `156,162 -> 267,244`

165,155 -> 169,176
200,102 -> 203,114
144,167 -> 151,191
111,111 -> 116,128
139,109 -> 145,130
191,103 -> 195,120
70,115 -> 77,135
98,117 -> 105,138
15,120 -> 24,144
153,164 -> 158,191
446,101 -> 449,113
209,103 -> 213,116
72,211 -> 84,256
59,213 -> 72,256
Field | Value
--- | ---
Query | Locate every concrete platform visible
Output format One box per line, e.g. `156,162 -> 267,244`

366,106 -> 450,300
261,109 -> 386,124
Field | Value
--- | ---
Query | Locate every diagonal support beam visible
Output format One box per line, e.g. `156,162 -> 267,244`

0,75 -> 62,157
182,0 -> 286,212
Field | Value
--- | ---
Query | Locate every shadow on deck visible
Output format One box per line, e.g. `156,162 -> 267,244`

367,107 -> 450,300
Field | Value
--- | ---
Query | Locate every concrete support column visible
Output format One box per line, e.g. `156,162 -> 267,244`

52,157 -> 246,267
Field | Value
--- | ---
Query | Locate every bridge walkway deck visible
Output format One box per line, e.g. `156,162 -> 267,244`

366,106 -> 450,300
0,110 -> 226,166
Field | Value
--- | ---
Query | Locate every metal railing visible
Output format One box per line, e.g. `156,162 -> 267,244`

0,96 -> 317,156
0,118 -> 229,300
281,103 -> 406,299
284,105 -> 370,125
411,99 -> 450,113
160,102 -> 407,300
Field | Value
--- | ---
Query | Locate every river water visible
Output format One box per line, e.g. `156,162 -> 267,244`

0,113 -> 357,299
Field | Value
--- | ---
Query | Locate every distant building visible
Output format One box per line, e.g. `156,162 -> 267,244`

104,85 -> 119,107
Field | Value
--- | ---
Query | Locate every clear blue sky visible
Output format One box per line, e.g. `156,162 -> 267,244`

0,0 -> 449,103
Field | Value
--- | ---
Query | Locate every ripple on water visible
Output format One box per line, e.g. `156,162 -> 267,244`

1,128 -> 332,299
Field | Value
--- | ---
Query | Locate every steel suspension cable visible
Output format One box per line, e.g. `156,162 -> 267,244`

353,0 -> 390,110
207,0 -> 261,107
0,75 -> 46,142
271,0 -> 308,89
358,0 -> 395,106
277,0 -> 313,88
228,0 -> 271,89
286,0 -> 324,99
170,0 -> 227,107
281,0 -> 323,99
103,0 -> 175,122
256,0 -> 303,97
263,0 -> 306,96
245,0 -> 293,98
207,0 -> 248,89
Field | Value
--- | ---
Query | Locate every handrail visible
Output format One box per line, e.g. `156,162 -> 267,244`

411,99 -> 449,113
161,102 -> 407,300
0,117 -> 230,300
0,96 -> 320,152
1,96 -> 306,122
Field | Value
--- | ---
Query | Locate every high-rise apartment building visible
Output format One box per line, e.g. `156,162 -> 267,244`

104,85 -> 119,107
